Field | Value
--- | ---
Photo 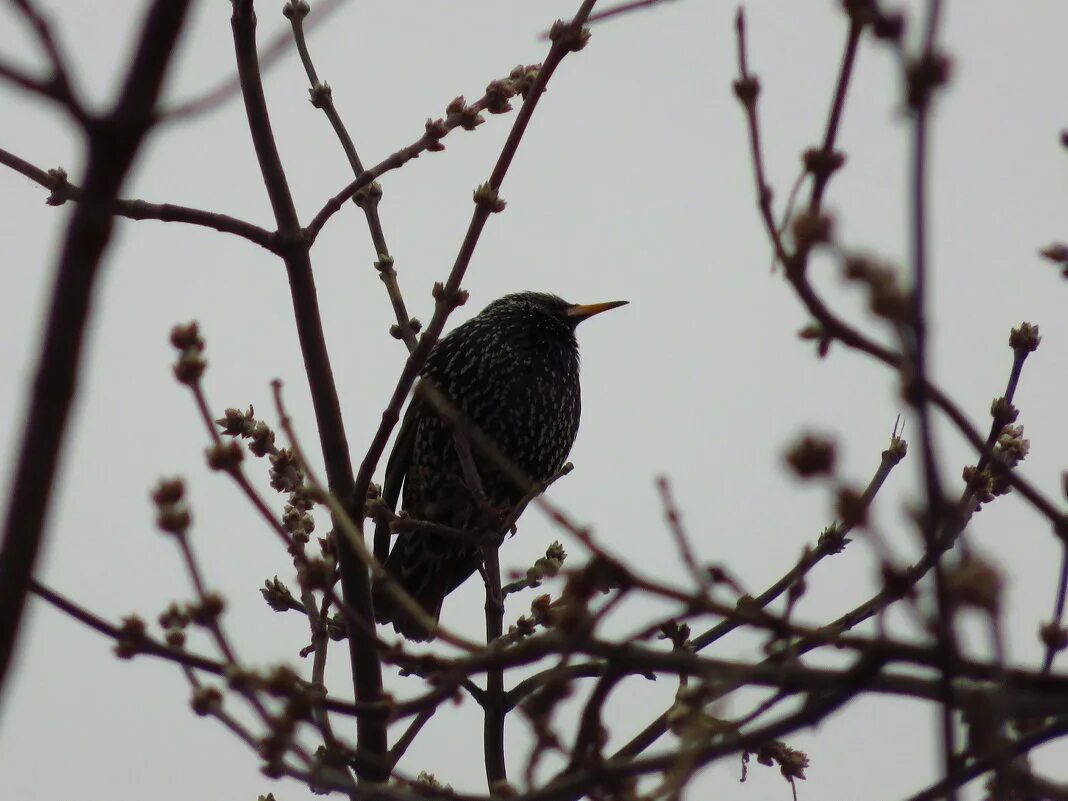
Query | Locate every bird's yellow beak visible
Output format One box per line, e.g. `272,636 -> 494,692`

565,300 -> 629,321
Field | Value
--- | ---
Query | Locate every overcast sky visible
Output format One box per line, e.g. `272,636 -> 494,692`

2,1 -> 1067,799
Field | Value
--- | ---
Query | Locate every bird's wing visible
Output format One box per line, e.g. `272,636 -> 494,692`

372,386 -> 423,562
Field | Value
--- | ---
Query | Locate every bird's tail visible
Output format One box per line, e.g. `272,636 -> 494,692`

373,535 -> 453,641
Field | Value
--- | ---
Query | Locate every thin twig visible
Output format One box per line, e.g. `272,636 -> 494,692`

904,716 -> 1068,801
0,147 -> 276,250
902,5 -> 958,796
287,1 -> 418,350
691,429 -> 906,653
30,578 -> 402,720
657,476 -> 707,590
566,668 -> 623,772
733,9 -> 789,266
29,578 -> 224,674
483,545 -> 508,789
389,708 -> 435,766
304,61 -> 562,245
534,654 -> 886,801
1043,547 -> 1068,672
8,0 -> 84,117
160,0 -> 348,122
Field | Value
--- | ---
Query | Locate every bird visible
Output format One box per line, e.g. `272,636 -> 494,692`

372,291 -> 627,640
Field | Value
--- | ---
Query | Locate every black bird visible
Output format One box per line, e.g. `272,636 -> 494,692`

373,291 -> 627,640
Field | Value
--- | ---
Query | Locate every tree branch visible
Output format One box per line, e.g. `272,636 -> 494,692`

230,0 -> 386,778
0,0 -> 193,708
0,147 -> 276,250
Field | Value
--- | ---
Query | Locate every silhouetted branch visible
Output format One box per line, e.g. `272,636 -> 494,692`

0,147 -> 276,249
286,0 -> 419,351
160,0 -> 347,123
230,0 -> 385,776
4,0 -> 84,117
0,0 -> 193,707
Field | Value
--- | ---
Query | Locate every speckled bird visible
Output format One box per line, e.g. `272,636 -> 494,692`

373,291 -> 627,640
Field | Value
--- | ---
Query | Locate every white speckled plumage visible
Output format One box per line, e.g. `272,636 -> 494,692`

374,292 -> 623,639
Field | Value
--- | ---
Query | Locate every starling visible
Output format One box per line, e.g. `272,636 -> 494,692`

373,291 -> 626,640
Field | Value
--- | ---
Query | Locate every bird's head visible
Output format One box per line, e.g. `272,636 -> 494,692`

485,291 -> 628,333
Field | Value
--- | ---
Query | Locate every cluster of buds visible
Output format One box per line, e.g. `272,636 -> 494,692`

114,614 -> 147,660
507,593 -> 556,641
506,63 -> 541,99
797,321 -> 833,358
784,433 -> 837,478
45,166 -> 69,206
835,485 -> 868,528
353,180 -> 383,210
816,523 -> 851,554
170,322 -> 206,386
261,576 -> 299,613
187,592 -> 226,628
158,602 -> 191,648
946,552 -> 1003,614
216,406 -> 278,458
389,312 -> 422,341
483,63 -> 542,113
431,282 -> 470,312
1040,620 -> 1068,656
205,440 -> 243,473
423,96 -> 482,151
413,772 -> 454,794
307,81 -> 332,110
1040,243 -> 1068,278
473,182 -> 506,213
742,739 -> 810,784
269,447 -> 304,494
422,64 -> 541,152
657,620 -> 692,651
189,685 -> 223,717
152,477 -> 191,537
547,19 -> 590,52
281,497 -> 315,544
791,211 -> 834,254
511,541 -> 567,591
803,147 -> 845,183
216,406 -> 320,547
444,95 -> 484,131
964,423 -> 1031,504
841,0 -> 904,40
995,424 -> 1031,467
296,556 -> 334,592
281,0 -> 309,21
1009,322 -> 1041,355
842,255 -> 912,323
906,51 -> 952,111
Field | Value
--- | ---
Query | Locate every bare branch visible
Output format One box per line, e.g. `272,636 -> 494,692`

0,0 -> 194,707
230,0 -> 386,775
0,147 -> 276,249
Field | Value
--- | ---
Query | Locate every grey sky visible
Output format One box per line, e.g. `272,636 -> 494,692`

1,1 -> 1067,799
